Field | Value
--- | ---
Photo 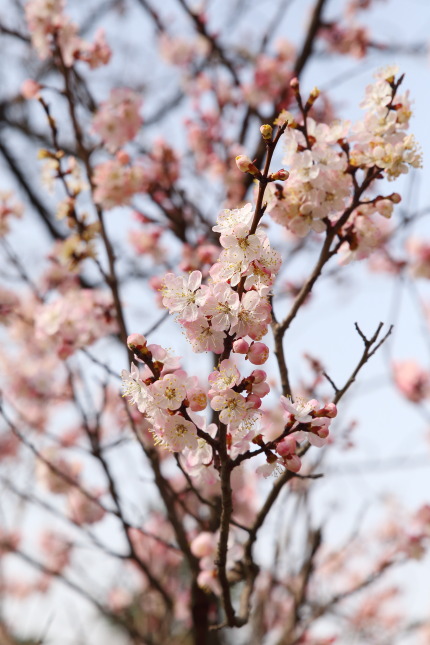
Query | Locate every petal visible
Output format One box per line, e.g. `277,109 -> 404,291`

187,271 -> 202,292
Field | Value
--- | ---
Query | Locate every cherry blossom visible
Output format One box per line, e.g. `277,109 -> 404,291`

210,389 -> 250,428
92,89 -> 143,153
161,270 -> 205,321
208,359 -> 241,394
182,316 -> 226,353
199,282 -> 239,331
157,416 -> 198,452
150,373 -> 187,410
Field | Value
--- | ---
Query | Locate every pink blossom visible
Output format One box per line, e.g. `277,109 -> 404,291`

246,393 -> 262,409
210,389 -> 249,427
183,316 -> 226,353
162,271 -> 205,321
150,374 -> 187,410
208,359 -> 241,394
276,436 -> 297,457
157,416 -> 198,452
0,431 -> 19,460
212,203 -> 253,235
93,155 -> 145,209
393,360 -> 430,403
190,532 -> 217,558
92,89 -> 143,153
40,530 -> 71,573
230,290 -> 272,340
79,28 -> 111,69
219,226 -> 263,270
187,391 -> 207,412
35,288 -> 117,357
180,416 -> 218,485
199,282 -> 239,331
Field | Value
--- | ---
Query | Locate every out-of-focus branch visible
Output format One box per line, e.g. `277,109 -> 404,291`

0,137 -> 63,241
11,548 -> 151,644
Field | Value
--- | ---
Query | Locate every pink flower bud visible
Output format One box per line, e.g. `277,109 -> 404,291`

247,342 -> 269,365
127,333 -> 147,350
233,338 -> 249,354
290,77 -> 299,90
314,425 -> 329,439
252,381 -> 270,398
270,169 -> 289,181
285,454 -> 301,473
21,79 -> 41,99
320,402 -> 337,418
235,155 -> 260,176
276,436 -> 297,457
250,369 -> 267,384
246,394 -> 262,409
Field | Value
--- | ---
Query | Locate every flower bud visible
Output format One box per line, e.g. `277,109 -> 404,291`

250,369 -> 266,384
320,402 -> 337,418
127,333 -> 147,350
290,77 -> 299,91
285,454 -> 301,473
260,124 -> 273,140
247,342 -> 269,365
270,169 -> 289,181
246,394 -> 262,409
304,87 -> 320,112
252,381 -> 270,398
276,436 -> 297,457
233,338 -> 249,354
235,155 -> 260,177
313,425 -> 329,439
389,192 -> 401,204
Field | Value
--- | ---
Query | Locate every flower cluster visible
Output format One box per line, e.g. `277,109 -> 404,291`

161,203 -> 278,353
266,114 -> 352,236
350,67 -> 421,179
122,339 -> 204,453
122,338 -> 270,464
92,89 -> 143,153
265,69 -> 420,248
93,152 -> 145,209
35,288 -> 117,358
25,0 -> 111,68
258,396 -> 337,476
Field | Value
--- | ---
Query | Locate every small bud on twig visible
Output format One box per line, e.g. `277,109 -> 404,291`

235,155 -> 261,177
269,169 -> 289,182
260,124 -> 273,140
